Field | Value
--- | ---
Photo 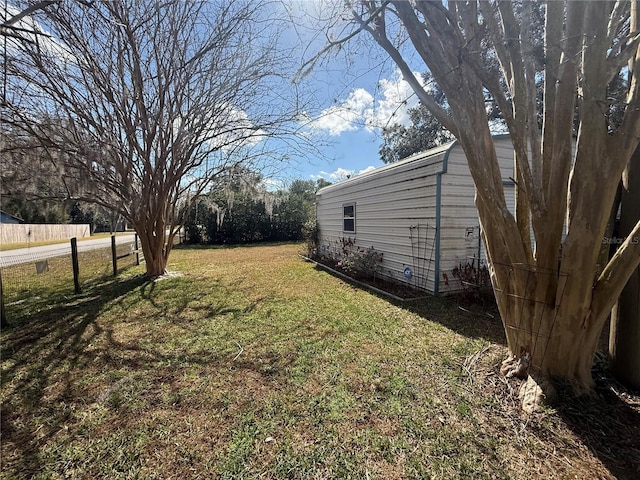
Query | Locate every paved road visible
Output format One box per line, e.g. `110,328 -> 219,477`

0,234 -> 137,267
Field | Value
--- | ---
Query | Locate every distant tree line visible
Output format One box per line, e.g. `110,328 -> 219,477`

0,135 -> 125,232
0,130 -> 327,240
0,165 -> 328,243
183,174 -> 330,245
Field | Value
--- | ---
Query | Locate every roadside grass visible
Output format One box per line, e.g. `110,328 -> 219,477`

1,243 -> 138,310
1,243 -> 638,479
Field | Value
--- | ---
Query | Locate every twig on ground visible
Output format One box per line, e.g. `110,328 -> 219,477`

462,345 -> 492,385
233,342 -> 244,361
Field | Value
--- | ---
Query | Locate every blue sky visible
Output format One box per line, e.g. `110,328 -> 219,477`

285,70 -> 422,185
272,0 -> 424,187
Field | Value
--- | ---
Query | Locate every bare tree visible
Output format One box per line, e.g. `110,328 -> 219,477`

2,0 -> 305,276
305,1 -> 640,398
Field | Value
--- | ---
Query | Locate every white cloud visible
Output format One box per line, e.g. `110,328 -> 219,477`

2,4 -> 76,65
307,72 -> 422,136
357,165 -> 377,175
261,177 -> 284,192
367,76 -> 420,130
328,167 -> 355,181
309,88 -> 374,136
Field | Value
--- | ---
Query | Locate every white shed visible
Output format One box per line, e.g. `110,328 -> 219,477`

315,135 -> 516,295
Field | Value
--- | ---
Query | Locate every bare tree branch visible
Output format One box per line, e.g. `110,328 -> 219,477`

1,1 -> 60,29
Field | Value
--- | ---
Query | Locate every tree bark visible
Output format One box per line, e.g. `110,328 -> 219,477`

135,220 -> 169,278
386,1 -> 640,394
1,270 -> 8,328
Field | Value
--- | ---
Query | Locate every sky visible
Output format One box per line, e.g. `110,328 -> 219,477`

286,69 -> 422,185
2,0 -> 424,190
271,0 -> 424,188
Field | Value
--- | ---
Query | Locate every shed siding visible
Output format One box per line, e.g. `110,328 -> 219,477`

436,137 -> 516,292
315,137 -> 516,295
437,148 -> 485,293
316,149 -> 446,293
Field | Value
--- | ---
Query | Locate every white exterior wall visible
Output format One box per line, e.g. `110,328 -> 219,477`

435,148 -> 484,294
315,137 -> 516,295
436,137 -> 515,293
316,144 -> 450,293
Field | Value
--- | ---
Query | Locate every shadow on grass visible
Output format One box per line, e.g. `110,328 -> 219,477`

172,240 -> 303,251
318,267 -> 640,478
550,375 -> 640,480
1,276 -> 143,476
0,273 -> 249,478
399,293 -> 506,346
312,263 -> 507,346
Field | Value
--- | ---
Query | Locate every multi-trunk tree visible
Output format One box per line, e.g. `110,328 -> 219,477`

2,0 -> 304,276
307,1 -> 640,397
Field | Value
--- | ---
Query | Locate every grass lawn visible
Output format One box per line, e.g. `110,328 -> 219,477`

1,243 -> 638,479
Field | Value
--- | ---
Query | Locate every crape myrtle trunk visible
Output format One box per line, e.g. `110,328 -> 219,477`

133,216 -> 178,278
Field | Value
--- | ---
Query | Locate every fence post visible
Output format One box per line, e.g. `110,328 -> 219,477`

111,235 -> 118,276
134,233 -> 140,266
71,237 -> 81,294
1,269 -> 7,328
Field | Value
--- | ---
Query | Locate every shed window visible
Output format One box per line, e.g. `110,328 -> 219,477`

343,203 -> 355,233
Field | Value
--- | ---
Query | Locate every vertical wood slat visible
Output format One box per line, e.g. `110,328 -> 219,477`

135,234 -> 140,266
1,269 -> 7,327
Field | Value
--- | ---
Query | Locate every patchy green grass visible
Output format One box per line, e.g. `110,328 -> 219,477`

1,243 -> 638,479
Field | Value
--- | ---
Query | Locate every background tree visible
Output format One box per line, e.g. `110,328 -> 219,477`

0,126 -> 114,227
69,202 -> 126,233
306,1 -> 640,399
380,103 -> 453,163
0,127 -> 70,223
3,0 -> 304,276
315,178 -> 333,191
288,179 -> 317,204
379,77 -> 454,163
183,174 -> 318,245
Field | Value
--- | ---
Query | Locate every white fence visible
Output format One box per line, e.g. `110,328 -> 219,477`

0,224 -> 91,244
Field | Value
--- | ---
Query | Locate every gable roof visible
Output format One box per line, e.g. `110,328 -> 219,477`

317,140 -> 458,196
316,134 -> 516,197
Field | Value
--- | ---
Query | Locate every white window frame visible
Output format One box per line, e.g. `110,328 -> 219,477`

343,203 -> 356,233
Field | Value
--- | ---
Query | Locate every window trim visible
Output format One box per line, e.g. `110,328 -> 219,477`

342,202 -> 356,233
